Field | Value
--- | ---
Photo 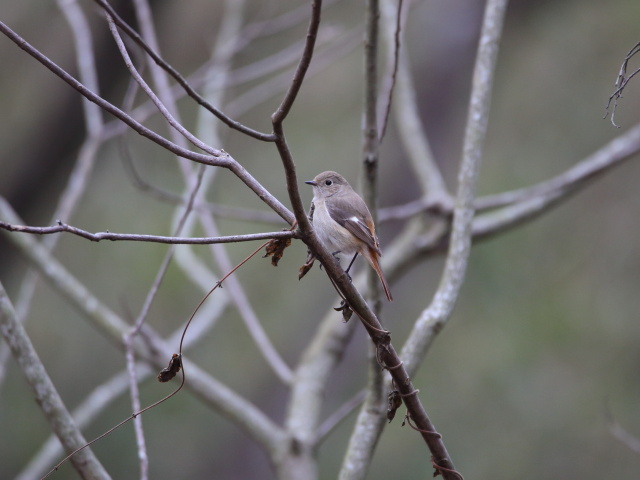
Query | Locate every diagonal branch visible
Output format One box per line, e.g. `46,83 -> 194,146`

106,14 -> 219,158
0,198 -> 285,454
91,0 -> 275,141
271,0 -> 322,126
605,41 -> 640,128
0,0 -> 107,393
377,0 -> 403,143
401,0 -> 510,376
283,1 -> 461,478
0,282 -> 110,480
410,121 -> 640,256
272,0 -> 323,228
0,20 -> 226,165
18,286 -> 230,480
1,15 -> 294,225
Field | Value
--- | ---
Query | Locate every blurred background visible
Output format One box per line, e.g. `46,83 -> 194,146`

1,0 -> 640,479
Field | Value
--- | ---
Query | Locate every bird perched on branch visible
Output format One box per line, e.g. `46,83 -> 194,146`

305,171 -> 393,302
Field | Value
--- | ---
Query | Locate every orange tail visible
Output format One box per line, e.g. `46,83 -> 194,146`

364,249 -> 393,302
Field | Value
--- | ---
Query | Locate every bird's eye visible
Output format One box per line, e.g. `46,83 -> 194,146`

325,179 -> 332,186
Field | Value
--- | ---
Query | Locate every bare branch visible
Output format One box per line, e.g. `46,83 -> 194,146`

0,198 -> 286,455
476,122 -> 640,213
605,41 -> 640,128
377,0 -> 403,142
606,406 -> 640,455
57,0 -> 104,136
401,0 -> 509,392
0,220 -> 295,244
0,282 -> 110,480
362,0 -> 383,303
316,390 -> 367,443
18,289 -> 229,480
179,0 -> 295,385
0,0 -> 106,393
226,27 -> 361,118
272,0 -> 322,230
381,118 -> 640,238
91,0 -> 275,141
271,0 -> 322,125
0,20 -> 229,167
338,359 -> 387,480
338,2 -> 393,475
123,339 -> 149,480
381,0 -> 451,206
106,15 -> 221,158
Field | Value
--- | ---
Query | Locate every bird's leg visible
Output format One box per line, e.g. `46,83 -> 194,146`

344,253 -> 358,281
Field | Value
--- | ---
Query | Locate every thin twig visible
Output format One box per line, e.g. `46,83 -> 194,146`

605,41 -> 640,128
106,14 -> 220,158
42,370 -> 187,480
0,198 -> 286,455
381,0 -> 451,207
120,147 -> 285,223
0,0 -> 107,393
271,0 -> 322,229
0,221 -> 296,244
271,0 -> 322,125
18,285 -> 229,480
316,389 -> 367,442
58,0 -> 104,136
605,405 -> 640,455
122,339 -> 149,480
361,0 -> 384,303
378,0 -> 403,142
91,0 -> 275,141
0,20 -> 226,167
120,147 -> 206,480
226,27 -> 361,118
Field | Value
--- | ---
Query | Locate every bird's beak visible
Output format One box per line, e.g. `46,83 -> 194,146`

305,180 -> 317,186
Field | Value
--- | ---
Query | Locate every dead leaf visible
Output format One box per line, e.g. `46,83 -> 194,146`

298,250 -> 316,279
157,353 -> 182,382
263,237 -> 292,266
333,299 -> 353,322
386,389 -> 402,423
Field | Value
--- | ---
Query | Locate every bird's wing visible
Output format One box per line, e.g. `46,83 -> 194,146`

326,195 -> 381,255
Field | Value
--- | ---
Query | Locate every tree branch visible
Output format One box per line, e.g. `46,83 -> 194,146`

401,0 -> 510,376
0,220 -> 295,244
91,0 -> 275,141
106,14 -> 220,158
339,1 -> 389,477
1,14 -> 294,226
0,198 -> 285,455
0,20 -> 230,167
0,282 -> 111,480
271,0 -> 322,126
382,1 -> 450,206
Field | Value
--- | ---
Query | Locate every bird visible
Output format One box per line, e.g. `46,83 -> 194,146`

305,171 -> 393,301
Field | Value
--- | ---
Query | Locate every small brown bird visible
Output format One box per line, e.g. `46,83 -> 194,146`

305,171 -> 393,301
